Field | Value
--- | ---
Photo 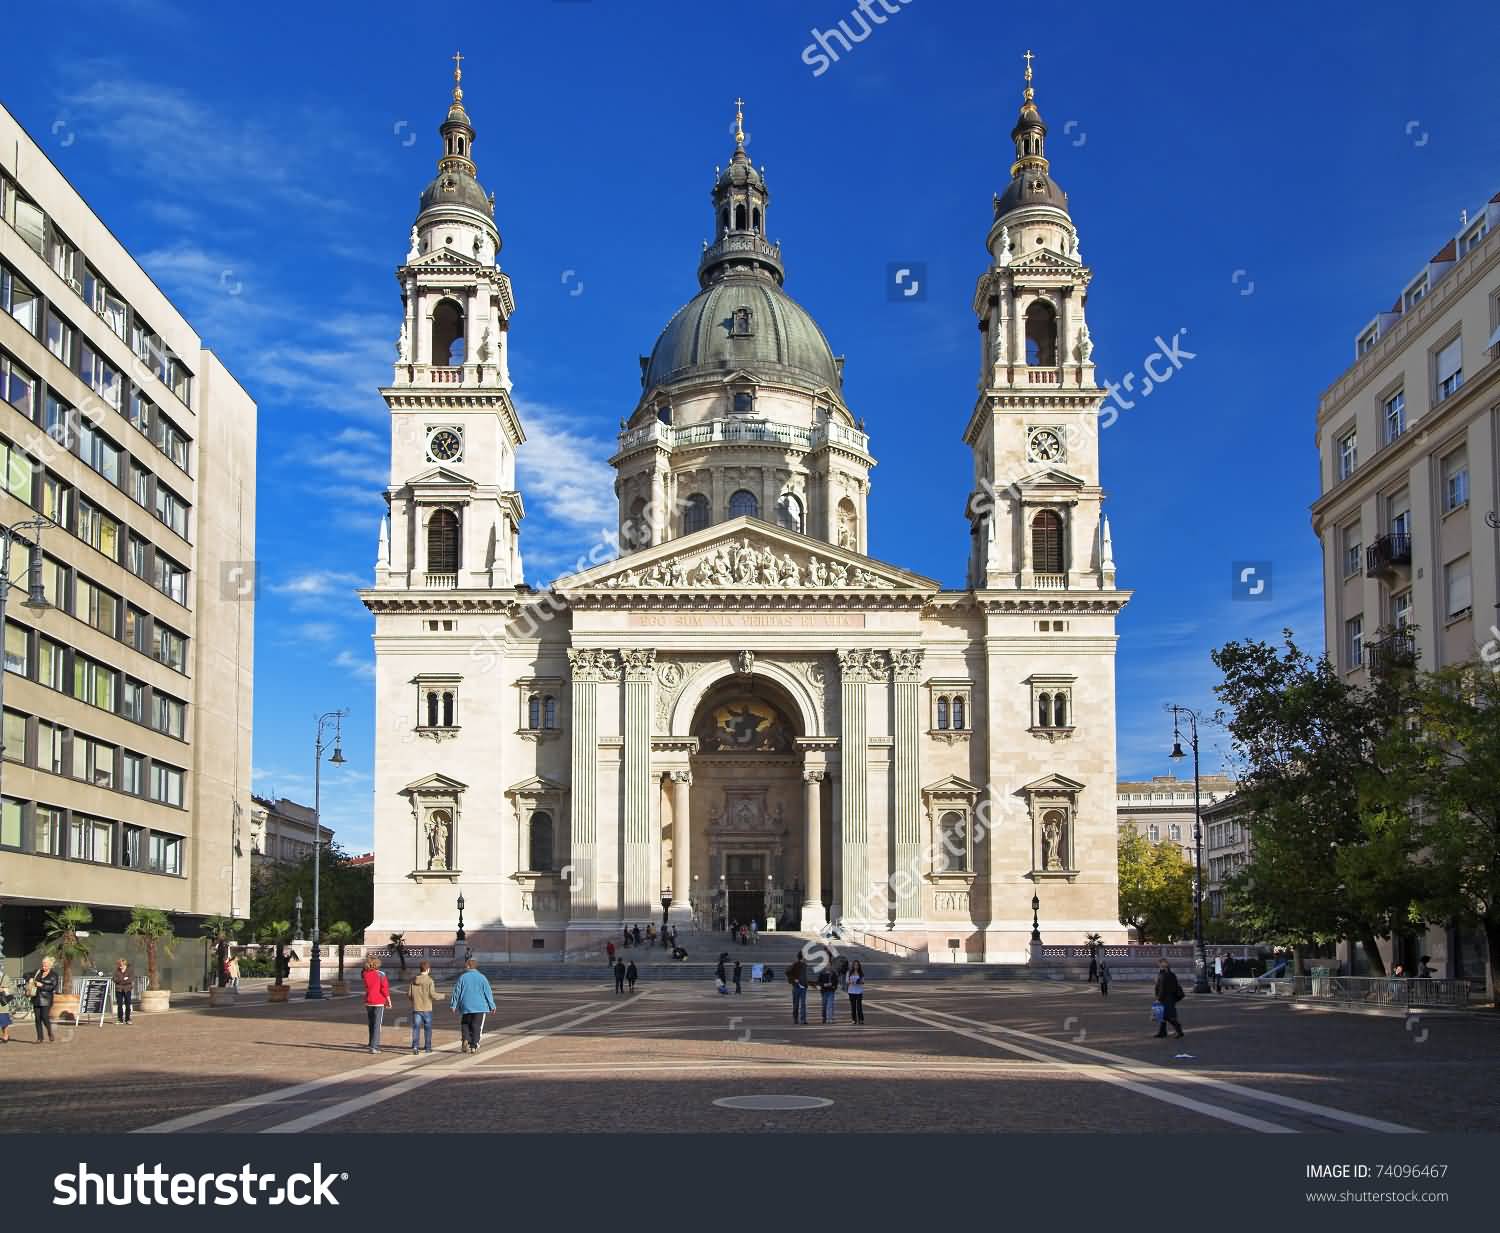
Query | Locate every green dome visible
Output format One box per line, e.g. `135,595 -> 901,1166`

644,273 -> 841,393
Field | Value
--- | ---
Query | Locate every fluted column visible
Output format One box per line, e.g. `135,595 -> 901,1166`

621,648 -> 656,922
801,771 -> 825,930
837,649 -> 882,926
891,648 -> 924,924
566,649 -> 616,921
670,770 -> 693,922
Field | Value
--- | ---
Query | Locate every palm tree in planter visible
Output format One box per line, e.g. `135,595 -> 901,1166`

201,916 -> 242,1005
126,907 -> 176,1011
261,920 -> 293,1002
43,904 -> 93,1022
324,921 -> 356,995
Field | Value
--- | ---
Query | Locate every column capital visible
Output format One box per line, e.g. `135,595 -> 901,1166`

670,770 -> 693,785
890,648 -> 924,681
803,770 -> 826,784
836,648 -> 889,683
567,648 -> 621,682
621,647 -> 658,679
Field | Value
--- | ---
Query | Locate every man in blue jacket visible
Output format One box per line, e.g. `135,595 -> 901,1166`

450,958 -> 496,1054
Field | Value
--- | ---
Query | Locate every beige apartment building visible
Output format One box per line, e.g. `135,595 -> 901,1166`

0,102 -> 256,978
1116,772 -> 1236,863
249,795 -> 332,873
1311,189 -> 1498,983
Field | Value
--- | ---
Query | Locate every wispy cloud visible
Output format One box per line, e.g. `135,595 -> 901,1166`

514,399 -> 619,578
334,650 -> 376,681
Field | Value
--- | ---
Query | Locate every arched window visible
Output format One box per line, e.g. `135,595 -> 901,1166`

427,508 -> 460,573
1031,509 -> 1064,574
683,493 -> 710,534
1052,693 -> 1067,727
837,498 -> 858,550
752,206 -> 762,233
720,207 -> 729,232
728,489 -> 759,519
1037,693 -> 1052,728
431,298 -> 465,366
529,811 -> 554,872
441,691 -> 455,727
938,811 -> 968,872
527,693 -> 541,729
627,498 -> 648,549
734,203 -> 747,230
952,696 -> 965,729
543,695 -> 557,729
936,697 -> 950,730
775,492 -> 803,533
426,691 -> 440,728
1025,300 -> 1057,366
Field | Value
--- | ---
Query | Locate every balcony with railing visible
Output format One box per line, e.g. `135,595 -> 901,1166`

424,572 -> 459,590
1027,367 -> 1061,384
1365,532 -> 1412,577
614,416 -> 870,459
1033,573 -> 1067,590
1365,627 -> 1417,675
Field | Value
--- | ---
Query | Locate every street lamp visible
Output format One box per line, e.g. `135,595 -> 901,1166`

1030,892 -> 1042,944
660,890 -> 672,928
1168,703 -> 1212,994
455,892 -> 466,943
306,708 -> 348,1000
294,892 -> 304,941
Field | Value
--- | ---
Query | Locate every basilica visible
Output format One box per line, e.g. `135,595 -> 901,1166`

363,57 -> 1130,962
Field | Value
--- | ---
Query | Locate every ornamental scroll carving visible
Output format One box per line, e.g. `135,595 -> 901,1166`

599,537 -> 896,591
891,648 -> 925,681
567,648 -> 622,682
837,648 -> 890,683
622,648 -> 657,678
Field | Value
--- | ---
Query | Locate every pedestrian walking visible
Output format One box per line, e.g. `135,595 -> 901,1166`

1212,952 -> 1225,993
0,974 -> 14,1042
632,924 -> 642,947
817,964 -> 838,1023
1153,959 -> 1185,1039
614,958 -> 627,994
1098,960 -> 1111,997
227,954 -> 241,991
606,940 -> 616,966
450,958 -> 495,1054
847,960 -> 866,1023
112,958 -> 134,1024
787,957 -> 808,1024
749,919 -> 757,945
1087,953 -> 1099,984
715,953 -> 730,995
626,960 -> 638,992
361,955 -> 392,1053
733,959 -> 742,994
408,960 -> 436,1054
28,955 -> 58,1043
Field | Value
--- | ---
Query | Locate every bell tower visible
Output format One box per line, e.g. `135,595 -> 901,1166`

376,54 -> 527,591
964,52 -> 1115,593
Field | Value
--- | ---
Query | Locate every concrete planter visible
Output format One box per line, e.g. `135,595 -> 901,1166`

208,987 -> 239,1007
267,985 -> 290,1003
53,994 -> 80,1023
140,989 -> 171,1012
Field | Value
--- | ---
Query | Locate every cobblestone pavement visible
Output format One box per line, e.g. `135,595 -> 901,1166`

3,978 -> 1496,1134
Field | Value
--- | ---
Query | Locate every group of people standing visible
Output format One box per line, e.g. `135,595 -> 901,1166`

726,918 -> 758,946
0,955 -> 134,1043
358,956 -> 497,1056
784,955 -> 866,1024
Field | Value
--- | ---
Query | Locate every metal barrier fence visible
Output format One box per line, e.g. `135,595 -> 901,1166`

1226,974 -> 1470,1009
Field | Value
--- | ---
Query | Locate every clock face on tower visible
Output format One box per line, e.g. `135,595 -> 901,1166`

1027,426 -> 1066,463
426,426 -> 464,463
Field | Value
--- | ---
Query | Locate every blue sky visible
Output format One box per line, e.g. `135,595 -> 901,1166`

4,0 -> 1497,851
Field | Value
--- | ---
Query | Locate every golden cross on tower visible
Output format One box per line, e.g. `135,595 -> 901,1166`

452,50 -> 464,83
1023,49 -> 1034,81
734,97 -> 745,148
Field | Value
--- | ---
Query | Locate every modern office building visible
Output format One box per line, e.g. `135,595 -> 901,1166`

0,101 -> 256,973
1310,188 -> 1498,983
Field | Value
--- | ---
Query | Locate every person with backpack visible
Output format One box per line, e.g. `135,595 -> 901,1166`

817,963 -> 839,1023
787,957 -> 808,1024
1153,959 -> 1185,1039
361,955 -> 392,1054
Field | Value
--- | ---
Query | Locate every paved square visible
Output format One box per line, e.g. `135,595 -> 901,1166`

4,975 -> 1496,1135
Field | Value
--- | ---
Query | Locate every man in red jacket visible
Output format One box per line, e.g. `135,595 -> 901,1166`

361,956 -> 392,1054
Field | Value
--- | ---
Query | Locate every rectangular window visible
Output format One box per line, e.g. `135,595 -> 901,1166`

77,420 -> 121,484
153,691 -> 186,739
41,474 -> 72,528
1345,615 -> 1363,669
0,351 -> 38,420
34,805 -> 63,856
43,393 -> 70,447
1,435 -> 33,504
1342,524 -> 1362,577
1445,555 -> 1472,619
154,482 -> 189,538
124,605 -> 150,653
1404,275 -> 1427,309
153,552 -> 187,605
1436,338 -> 1463,401
121,823 -> 143,869
80,343 -> 122,410
122,752 -> 144,796
167,356 -> 192,407
37,720 -> 63,774
70,815 -> 114,864
2,708 -> 26,763
1460,219 -> 1488,256
71,734 -> 115,789
1337,431 -> 1357,481
77,500 -> 120,560
46,224 -> 79,286
3,621 -> 26,676
1391,590 -> 1413,630
154,622 -> 187,672
0,796 -> 20,849
38,636 -> 66,690
13,195 -> 46,254
1357,327 -> 1377,356
154,411 -> 191,471
1147,823 -> 1160,842
151,762 -> 185,807
1169,823 -> 1182,842
1442,449 -> 1469,513
1383,390 -> 1405,444
75,576 -> 120,638
149,831 -> 183,875
129,462 -> 151,507
127,387 -> 153,435
121,678 -> 145,723
72,654 -> 117,710
127,532 -> 150,580
1389,488 -> 1411,540
0,264 -> 40,333
45,308 -> 73,366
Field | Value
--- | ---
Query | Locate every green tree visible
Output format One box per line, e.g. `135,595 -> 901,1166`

43,904 -> 93,990
200,915 -> 241,987
248,842 -> 372,942
1211,633 -> 1429,974
125,907 -> 175,991
1117,830 -> 1193,942
1387,662 -> 1500,1002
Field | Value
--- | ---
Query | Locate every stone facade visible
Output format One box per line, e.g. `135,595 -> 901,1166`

364,64 -> 1129,962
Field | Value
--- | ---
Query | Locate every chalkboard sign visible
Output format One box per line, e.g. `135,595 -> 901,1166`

77,976 -> 112,1025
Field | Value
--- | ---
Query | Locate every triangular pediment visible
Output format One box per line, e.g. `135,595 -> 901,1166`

555,516 -> 939,595
922,775 -> 981,797
505,775 -> 565,796
408,248 -> 484,271
1009,247 -> 1081,274
402,772 -> 468,795
719,369 -> 763,386
1021,773 -> 1086,795
1015,467 -> 1086,489
406,466 -> 476,489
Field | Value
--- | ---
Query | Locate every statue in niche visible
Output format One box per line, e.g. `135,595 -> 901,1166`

735,800 -> 756,828
1041,813 -> 1065,871
1076,322 -> 1093,363
426,811 -> 451,871
396,319 -> 410,362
